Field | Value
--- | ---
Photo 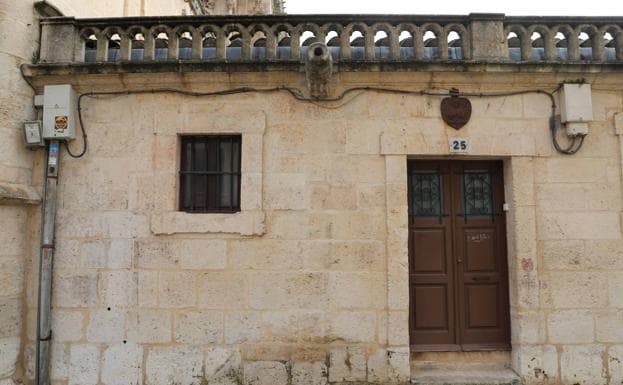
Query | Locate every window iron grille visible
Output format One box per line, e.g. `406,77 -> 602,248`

179,135 -> 241,213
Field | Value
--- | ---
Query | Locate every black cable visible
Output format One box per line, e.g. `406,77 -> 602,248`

74,85 -> 585,157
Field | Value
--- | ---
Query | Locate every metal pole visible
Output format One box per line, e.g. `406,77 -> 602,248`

35,141 -> 60,385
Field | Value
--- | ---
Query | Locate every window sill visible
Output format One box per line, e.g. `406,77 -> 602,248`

150,210 -> 265,236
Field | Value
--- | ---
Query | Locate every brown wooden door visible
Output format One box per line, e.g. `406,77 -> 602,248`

408,160 -> 510,352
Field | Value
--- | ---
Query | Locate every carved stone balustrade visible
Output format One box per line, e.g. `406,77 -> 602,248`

36,14 -> 623,67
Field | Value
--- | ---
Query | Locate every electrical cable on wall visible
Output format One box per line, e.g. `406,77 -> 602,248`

72,85 -> 585,158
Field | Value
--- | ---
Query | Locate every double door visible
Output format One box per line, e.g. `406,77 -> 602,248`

408,160 -> 510,351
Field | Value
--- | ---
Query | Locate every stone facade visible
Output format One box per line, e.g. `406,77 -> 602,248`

3,6 -> 623,385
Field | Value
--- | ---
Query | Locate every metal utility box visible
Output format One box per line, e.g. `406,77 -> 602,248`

43,85 -> 77,141
560,83 -> 593,137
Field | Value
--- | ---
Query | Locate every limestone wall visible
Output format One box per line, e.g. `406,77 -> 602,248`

47,0 -> 191,17
16,69 -> 623,385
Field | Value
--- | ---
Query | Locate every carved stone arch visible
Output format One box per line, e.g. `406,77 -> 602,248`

371,22 -> 395,59
505,24 -> 529,61
600,24 -> 623,61
551,24 -> 579,60
527,24 -> 554,60
320,22 -> 344,45
222,23 -> 251,59
444,23 -> 470,59
249,23 -> 274,58
150,24 -> 172,38
397,23 -> 421,59
295,22 -> 322,41
173,24 -> 196,37
77,27 -> 101,62
421,22 -> 444,59
577,24 -> 602,60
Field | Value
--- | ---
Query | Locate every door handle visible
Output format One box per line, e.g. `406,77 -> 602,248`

472,276 -> 491,282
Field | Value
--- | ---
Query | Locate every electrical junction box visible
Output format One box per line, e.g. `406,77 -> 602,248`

43,84 -> 77,141
560,83 -> 593,137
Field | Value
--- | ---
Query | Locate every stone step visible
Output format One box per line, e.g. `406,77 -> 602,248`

411,368 -> 521,385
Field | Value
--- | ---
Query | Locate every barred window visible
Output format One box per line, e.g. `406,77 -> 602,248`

179,135 -> 241,213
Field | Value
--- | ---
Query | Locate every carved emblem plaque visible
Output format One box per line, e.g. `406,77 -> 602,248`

441,95 -> 472,130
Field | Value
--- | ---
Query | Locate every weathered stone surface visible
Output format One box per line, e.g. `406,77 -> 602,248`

53,271 -> 99,308
560,345 -> 605,385
126,309 -> 172,343
69,344 -> 100,385
595,310 -> 623,343
512,345 -> 559,383
102,343 -> 143,385
547,310 -> 594,343
243,361 -> 288,385
180,239 -> 226,270
102,271 -> 138,308
609,345 -> 623,385
197,272 -> 247,309
0,299 -> 21,338
292,362 -> 327,385
87,309 -> 126,343
205,348 -> 242,385
158,271 -> 197,308
387,347 -> 410,383
51,310 -> 84,342
145,347 -> 203,385
327,312 -> 376,343
174,310 -> 223,344
329,347 -> 366,382
0,337 -> 20,378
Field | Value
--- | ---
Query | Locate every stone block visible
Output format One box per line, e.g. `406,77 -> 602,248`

137,270 -> 158,307
126,309 -> 172,343
367,349 -> 388,383
102,342 -> 143,385
82,239 -> 108,268
145,347 -> 203,385
329,347 -> 366,382
0,299 -> 21,338
205,348 -> 242,385
52,271 -> 99,308
264,173 -> 309,210
609,345 -> 623,385
609,272 -> 623,308
0,258 -> 23,298
535,158 -> 609,184
243,361 -> 288,385
512,345 -> 558,383
197,272 -> 247,309
107,239 -> 133,269
159,271 -> 197,308
549,272 -> 608,308
54,239 -> 81,269
0,337 -> 19,378
249,272 -> 329,310
69,344 -> 100,385
327,312 -> 376,343
179,239 -> 226,270
174,310 -> 223,344
387,347 -> 410,383
310,183 -> 358,211
225,312 -> 262,344
50,342 -> 69,381
560,345 -> 605,385
50,310 -> 83,342
292,362 -> 327,385
102,271 -> 138,308
228,240 -> 304,270
328,272 -> 386,310
547,310 -> 594,343
538,211 -> 621,240
596,310 -> 623,343
512,311 -> 546,344
135,239 -> 180,269
86,309 -> 126,343
151,211 -> 266,236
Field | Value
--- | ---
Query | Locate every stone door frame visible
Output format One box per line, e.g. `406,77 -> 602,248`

384,155 -> 538,377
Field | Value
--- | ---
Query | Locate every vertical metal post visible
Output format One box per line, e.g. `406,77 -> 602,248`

35,141 -> 60,385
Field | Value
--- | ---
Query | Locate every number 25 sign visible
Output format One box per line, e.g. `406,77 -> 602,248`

449,138 -> 470,154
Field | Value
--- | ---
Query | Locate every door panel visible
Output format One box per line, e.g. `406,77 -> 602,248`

409,160 -> 510,352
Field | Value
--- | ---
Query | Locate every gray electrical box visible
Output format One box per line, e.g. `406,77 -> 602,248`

43,85 -> 77,141
560,83 -> 593,137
